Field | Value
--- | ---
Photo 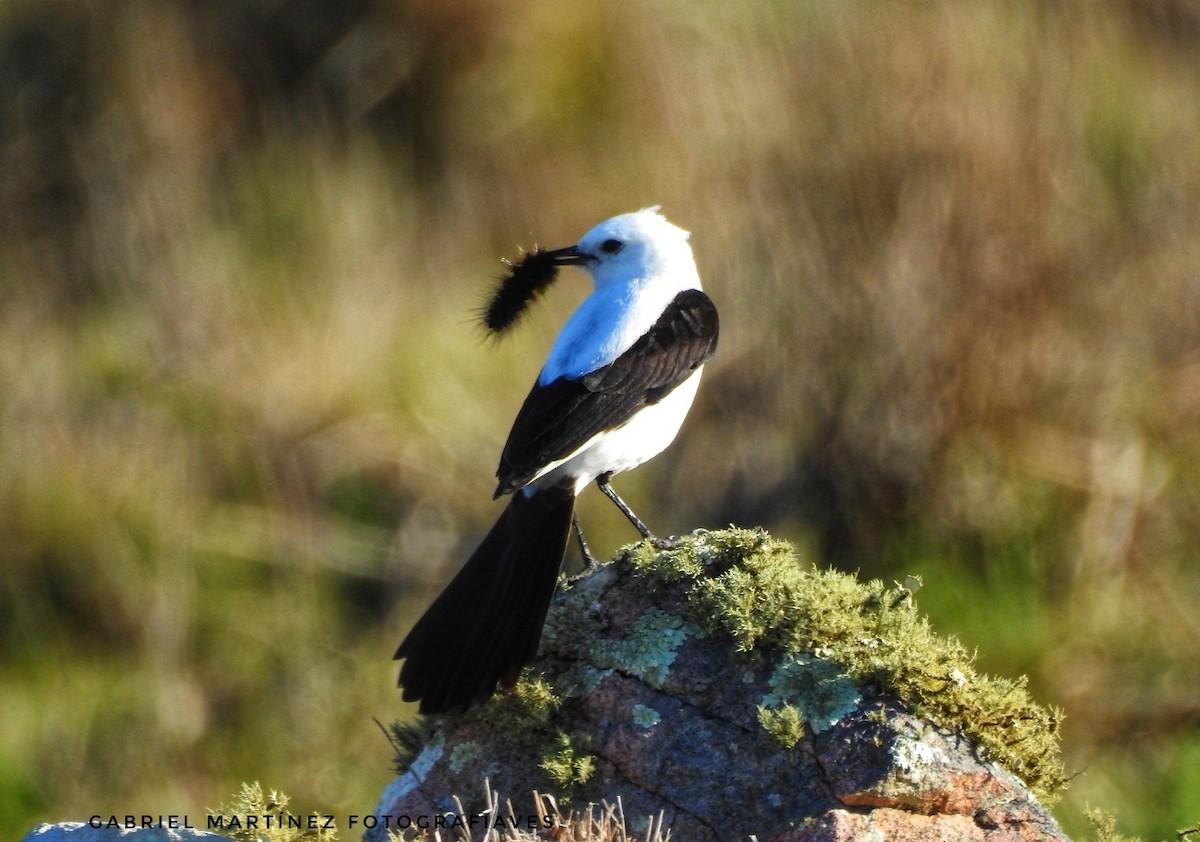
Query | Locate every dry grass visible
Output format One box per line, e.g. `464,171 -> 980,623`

412,783 -> 672,842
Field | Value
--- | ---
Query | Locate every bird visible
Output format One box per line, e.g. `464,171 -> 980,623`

395,207 -> 719,714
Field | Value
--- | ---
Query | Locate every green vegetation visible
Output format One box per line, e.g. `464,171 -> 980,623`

1082,809 -> 1200,842
397,676 -> 600,800
756,704 -> 806,750
477,680 -> 597,797
539,733 -> 597,791
628,529 -> 1066,800
210,783 -> 337,842
3,1 -> 1200,840
388,530 -> 1064,830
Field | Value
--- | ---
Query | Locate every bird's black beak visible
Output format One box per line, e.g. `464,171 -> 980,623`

544,245 -> 589,266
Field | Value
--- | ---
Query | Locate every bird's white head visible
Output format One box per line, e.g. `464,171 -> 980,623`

574,207 -> 699,290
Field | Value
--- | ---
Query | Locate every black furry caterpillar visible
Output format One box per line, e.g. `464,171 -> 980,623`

481,248 -> 564,335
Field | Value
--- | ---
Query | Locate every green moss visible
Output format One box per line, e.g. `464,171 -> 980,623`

757,704 -> 806,749
627,527 -> 1067,801
394,675 -> 579,795
476,674 -> 561,732
540,732 -> 596,791
209,782 -> 337,842
1083,808 -> 1142,842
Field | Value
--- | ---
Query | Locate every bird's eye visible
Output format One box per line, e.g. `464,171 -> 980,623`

599,238 -> 623,254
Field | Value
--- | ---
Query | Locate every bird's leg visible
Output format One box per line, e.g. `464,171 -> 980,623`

569,514 -> 601,580
595,473 -> 680,550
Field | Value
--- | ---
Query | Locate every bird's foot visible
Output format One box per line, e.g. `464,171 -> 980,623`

649,534 -> 682,551
568,559 -> 603,583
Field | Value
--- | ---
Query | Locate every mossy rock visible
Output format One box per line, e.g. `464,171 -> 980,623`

374,528 -> 1069,842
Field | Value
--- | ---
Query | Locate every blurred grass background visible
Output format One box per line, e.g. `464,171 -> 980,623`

2,0 -> 1199,838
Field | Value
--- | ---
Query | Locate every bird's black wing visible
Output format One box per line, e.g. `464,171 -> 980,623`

495,288 -> 719,496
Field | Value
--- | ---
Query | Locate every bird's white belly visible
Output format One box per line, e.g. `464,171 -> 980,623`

527,369 -> 703,495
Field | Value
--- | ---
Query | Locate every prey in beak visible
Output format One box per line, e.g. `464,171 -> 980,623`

482,245 -> 589,336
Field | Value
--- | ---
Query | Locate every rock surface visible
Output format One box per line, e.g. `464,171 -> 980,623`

375,528 -> 1070,841
21,823 -> 230,842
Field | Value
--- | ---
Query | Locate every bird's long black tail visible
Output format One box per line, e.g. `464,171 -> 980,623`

395,485 -> 575,714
